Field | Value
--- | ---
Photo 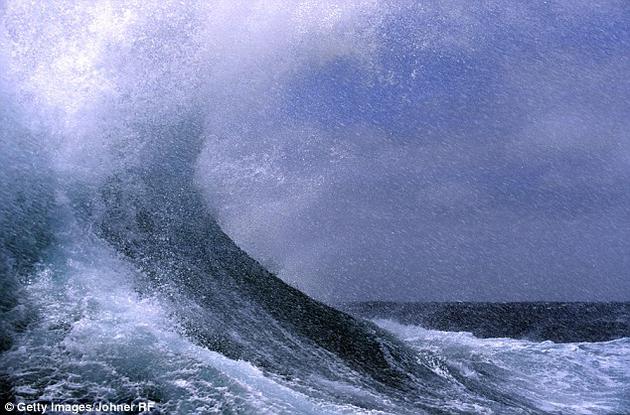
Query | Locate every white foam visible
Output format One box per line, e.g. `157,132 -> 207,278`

375,319 -> 630,415
1,207 -> 342,414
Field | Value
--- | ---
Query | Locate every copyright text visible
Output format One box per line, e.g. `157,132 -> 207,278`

4,401 -> 156,413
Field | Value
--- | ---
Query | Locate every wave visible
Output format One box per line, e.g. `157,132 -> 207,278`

0,196 -> 523,414
375,319 -> 630,415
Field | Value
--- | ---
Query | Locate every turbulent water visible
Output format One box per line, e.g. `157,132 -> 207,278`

1,1 -> 629,414
372,319 -> 630,415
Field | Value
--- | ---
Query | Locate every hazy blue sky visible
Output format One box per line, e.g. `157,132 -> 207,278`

198,1 -> 630,302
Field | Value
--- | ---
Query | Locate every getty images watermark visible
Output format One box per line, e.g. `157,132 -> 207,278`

4,401 -> 156,413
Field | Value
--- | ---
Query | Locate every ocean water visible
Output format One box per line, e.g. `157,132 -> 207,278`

1,209 -> 326,415
371,315 -> 630,415
344,302 -> 630,343
1,211 -> 628,414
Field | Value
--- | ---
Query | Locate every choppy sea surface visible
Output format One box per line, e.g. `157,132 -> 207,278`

2,236 -> 629,415
347,302 -> 630,414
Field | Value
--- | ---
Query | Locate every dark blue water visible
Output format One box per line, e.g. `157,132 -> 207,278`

344,302 -> 630,343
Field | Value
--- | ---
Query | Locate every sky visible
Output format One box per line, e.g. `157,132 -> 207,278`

2,0 -> 630,303
197,1 -> 630,303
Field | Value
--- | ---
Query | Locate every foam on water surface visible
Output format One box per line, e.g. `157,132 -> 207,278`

375,319 -> 630,415
1,208 -> 340,414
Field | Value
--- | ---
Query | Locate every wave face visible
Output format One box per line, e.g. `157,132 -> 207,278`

1,1 -> 628,414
